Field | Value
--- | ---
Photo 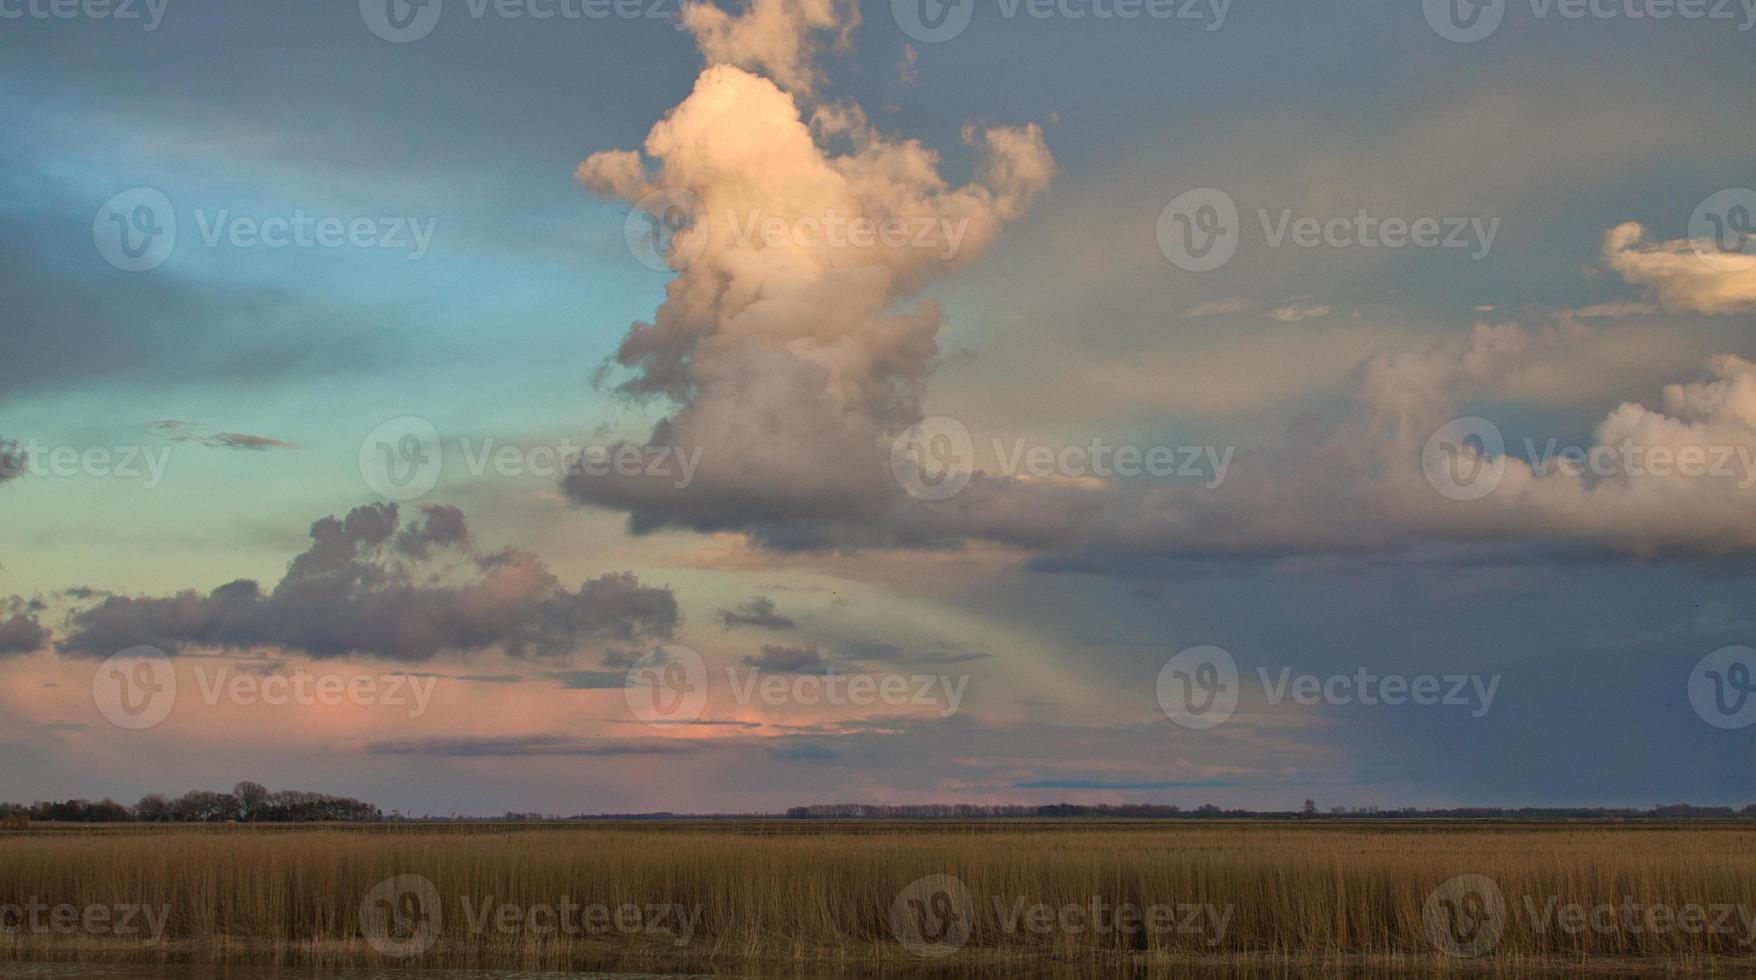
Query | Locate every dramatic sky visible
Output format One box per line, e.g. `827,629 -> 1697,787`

3,0 -> 1754,815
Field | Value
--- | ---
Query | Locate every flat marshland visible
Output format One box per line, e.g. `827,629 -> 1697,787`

1,821 -> 1753,976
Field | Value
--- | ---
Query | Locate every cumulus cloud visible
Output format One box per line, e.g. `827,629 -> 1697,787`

57,503 -> 678,660
681,0 -> 858,94
1184,297 -> 1254,318
1603,222 -> 1756,315
1377,348 -> 1756,556
566,38 -> 1053,548
720,595 -> 796,630
567,9 -> 1756,567
1267,298 -> 1331,322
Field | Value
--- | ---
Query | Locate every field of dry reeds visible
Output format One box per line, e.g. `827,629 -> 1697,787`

1,820 -> 1752,976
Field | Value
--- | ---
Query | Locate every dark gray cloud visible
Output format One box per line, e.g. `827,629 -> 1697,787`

1014,779 -> 1232,790
0,439 -> 24,484
543,669 -> 627,690
768,743 -> 838,763
56,502 -> 678,661
0,613 -> 49,655
840,641 -> 990,667
719,596 -> 795,630
742,644 -> 826,673
149,420 -> 299,452
361,734 -> 702,757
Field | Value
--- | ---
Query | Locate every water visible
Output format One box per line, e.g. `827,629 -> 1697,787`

0,970 -> 708,980
0,969 -> 708,980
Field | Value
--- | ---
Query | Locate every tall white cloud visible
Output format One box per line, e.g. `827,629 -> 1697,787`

567,6 -> 1053,546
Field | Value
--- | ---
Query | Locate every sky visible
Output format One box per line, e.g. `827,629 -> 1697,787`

1,0 -> 1755,816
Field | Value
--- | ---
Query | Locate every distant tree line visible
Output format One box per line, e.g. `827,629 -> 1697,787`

1,782 -> 381,824
784,802 -> 1756,820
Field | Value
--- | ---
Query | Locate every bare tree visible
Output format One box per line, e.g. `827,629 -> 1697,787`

234,781 -> 269,821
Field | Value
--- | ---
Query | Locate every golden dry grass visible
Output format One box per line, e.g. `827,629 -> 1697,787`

1,821 -> 1753,976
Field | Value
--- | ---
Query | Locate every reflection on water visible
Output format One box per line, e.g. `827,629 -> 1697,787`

0,963 -> 1672,980
0,965 -> 1325,980
0,969 -> 708,980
